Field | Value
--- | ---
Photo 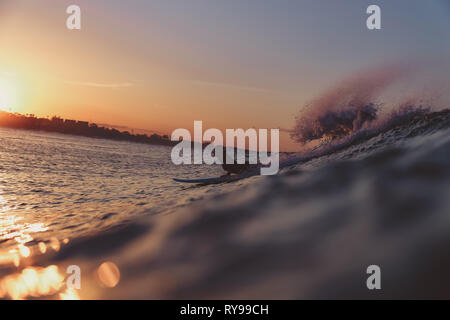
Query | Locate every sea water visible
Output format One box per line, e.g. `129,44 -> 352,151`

1,109 -> 450,299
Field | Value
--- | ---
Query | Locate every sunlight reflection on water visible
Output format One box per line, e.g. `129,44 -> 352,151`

0,128 -> 246,299
0,265 -> 64,300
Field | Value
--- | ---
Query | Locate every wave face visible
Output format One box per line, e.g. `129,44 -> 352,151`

1,66 -> 450,299
2,105 -> 448,300
24,106 -> 449,299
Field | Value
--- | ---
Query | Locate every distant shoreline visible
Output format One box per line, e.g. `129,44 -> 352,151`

0,111 -> 177,147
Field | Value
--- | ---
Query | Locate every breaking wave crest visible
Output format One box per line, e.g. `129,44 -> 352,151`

291,65 -> 415,144
286,64 -> 450,165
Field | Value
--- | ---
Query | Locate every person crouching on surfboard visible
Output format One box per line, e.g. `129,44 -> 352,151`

221,148 -> 259,175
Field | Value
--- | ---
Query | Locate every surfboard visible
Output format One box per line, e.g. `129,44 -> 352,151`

173,156 -> 306,185
173,167 -> 261,184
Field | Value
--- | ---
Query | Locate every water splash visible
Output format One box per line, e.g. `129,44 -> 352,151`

291,64 -> 413,144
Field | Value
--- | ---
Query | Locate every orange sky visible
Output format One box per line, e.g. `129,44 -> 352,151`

0,1 -> 449,151
0,2 -> 308,150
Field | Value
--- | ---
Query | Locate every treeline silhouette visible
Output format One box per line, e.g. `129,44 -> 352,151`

0,111 -> 176,146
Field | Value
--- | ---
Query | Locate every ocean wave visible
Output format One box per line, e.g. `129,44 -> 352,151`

285,107 -> 450,171
19,114 -> 450,299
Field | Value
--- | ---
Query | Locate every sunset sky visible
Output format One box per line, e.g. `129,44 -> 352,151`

0,0 -> 449,150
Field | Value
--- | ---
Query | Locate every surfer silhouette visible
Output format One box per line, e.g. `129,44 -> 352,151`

221,148 -> 258,175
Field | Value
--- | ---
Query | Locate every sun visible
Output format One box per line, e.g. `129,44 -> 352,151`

0,78 -> 18,112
